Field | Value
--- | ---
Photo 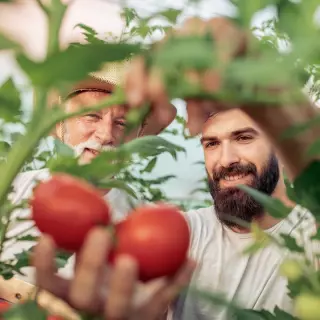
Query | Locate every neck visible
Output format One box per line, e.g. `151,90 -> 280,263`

230,178 -> 296,233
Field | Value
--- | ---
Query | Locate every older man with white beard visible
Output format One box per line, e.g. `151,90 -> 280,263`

0,63 -> 176,297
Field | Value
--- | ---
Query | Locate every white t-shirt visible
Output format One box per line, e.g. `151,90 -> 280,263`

1,168 -> 135,283
171,205 -> 318,320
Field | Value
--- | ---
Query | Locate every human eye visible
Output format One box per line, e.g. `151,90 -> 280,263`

84,113 -> 101,121
115,119 -> 127,127
236,135 -> 253,143
205,140 -> 219,148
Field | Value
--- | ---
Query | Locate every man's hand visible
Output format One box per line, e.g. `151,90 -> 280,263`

33,227 -> 195,319
125,16 -> 320,180
125,17 -> 247,136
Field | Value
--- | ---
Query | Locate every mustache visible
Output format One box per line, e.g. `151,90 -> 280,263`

211,163 -> 257,181
73,139 -> 115,157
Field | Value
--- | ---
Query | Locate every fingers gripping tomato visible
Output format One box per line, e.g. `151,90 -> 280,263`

111,204 -> 190,282
31,174 -> 111,252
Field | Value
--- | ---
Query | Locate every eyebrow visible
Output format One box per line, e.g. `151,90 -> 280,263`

200,127 -> 259,144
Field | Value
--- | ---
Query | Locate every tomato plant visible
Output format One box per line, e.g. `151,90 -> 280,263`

31,174 -> 111,252
110,204 -> 190,281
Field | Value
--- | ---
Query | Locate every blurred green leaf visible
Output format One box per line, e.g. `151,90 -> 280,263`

55,250 -> 72,269
120,136 -> 185,160
0,78 -> 21,122
238,185 -> 292,218
4,300 -> 47,320
307,139 -> 320,157
243,241 -> 268,255
121,8 -> 138,27
293,160 -> 320,217
280,234 -> 304,253
0,33 -> 20,50
46,0 -> 68,55
311,228 -> 320,241
17,43 -> 141,87
153,36 -> 214,71
0,141 -> 10,157
140,157 -> 157,173
281,115 -> 320,139
232,0 -> 277,29
15,235 -> 38,242
273,307 -> 298,320
75,23 -> 106,45
160,9 -> 182,24
97,179 -> 137,199
53,138 -> 74,157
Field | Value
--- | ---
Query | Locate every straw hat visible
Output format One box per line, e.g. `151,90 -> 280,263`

48,60 -> 177,138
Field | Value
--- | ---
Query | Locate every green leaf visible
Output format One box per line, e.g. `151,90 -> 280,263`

311,227 -> 320,241
293,160 -> 320,217
140,157 -> 157,173
160,9 -> 182,24
280,234 -> 304,253
0,78 -> 21,122
307,139 -> 320,157
273,306 -> 299,320
0,262 -> 15,280
0,33 -> 20,50
15,235 -> 38,242
97,179 -> 137,199
121,8 -> 138,27
238,185 -> 292,218
153,36 -> 215,71
0,141 -> 10,157
75,23 -> 98,36
119,136 -> 185,160
232,0 -> 277,29
55,250 -> 72,269
13,249 -> 32,270
4,300 -> 47,320
53,138 -> 75,157
46,0 -> 68,55
281,115 -> 320,139
17,42 -> 141,87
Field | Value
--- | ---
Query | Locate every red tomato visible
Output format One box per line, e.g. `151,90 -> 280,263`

31,174 -> 111,252
47,316 -> 65,320
0,301 -> 11,313
110,204 -> 190,282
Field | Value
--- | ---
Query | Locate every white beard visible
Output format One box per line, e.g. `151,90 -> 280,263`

71,139 -> 115,157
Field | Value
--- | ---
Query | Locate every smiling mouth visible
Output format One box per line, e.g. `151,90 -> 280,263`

84,148 -> 100,156
222,173 -> 249,181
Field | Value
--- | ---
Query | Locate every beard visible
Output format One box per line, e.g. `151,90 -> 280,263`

208,153 -> 280,228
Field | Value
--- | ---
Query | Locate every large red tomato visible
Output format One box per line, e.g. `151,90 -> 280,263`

47,315 -> 65,320
31,174 -> 111,252
111,204 -> 190,282
0,301 -> 11,313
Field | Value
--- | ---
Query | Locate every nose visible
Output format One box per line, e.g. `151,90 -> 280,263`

94,116 -> 114,146
218,142 -> 240,168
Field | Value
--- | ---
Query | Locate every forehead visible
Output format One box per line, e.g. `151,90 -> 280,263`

67,90 -> 126,114
202,109 -> 261,138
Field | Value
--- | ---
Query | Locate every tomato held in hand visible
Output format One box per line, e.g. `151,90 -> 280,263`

111,204 -> 190,282
0,301 -> 11,313
31,174 -> 111,252
47,315 -> 65,320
